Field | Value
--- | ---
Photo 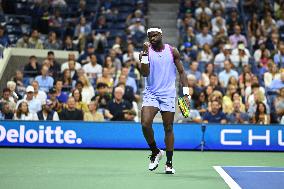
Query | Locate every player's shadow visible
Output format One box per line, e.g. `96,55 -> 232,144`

154,172 -> 218,180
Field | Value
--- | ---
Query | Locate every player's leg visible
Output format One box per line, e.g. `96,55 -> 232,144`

161,111 -> 175,174
141,106 -> 164,171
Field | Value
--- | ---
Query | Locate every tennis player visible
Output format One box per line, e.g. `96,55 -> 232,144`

140,27 -> 190,174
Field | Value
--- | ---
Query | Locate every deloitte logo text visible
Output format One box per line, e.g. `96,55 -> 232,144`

0,125 -> 82,144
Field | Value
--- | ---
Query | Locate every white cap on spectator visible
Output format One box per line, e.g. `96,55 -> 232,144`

238,43 -> 245,50
224,44 -> 232,50
26,85 -> 34,93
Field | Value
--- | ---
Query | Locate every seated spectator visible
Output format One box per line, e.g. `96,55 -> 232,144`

71,89 -> 89,113
176,108 -> 202,123
187,61 -> 202,82
264,62 -> 280,88
16,86 -> 42,113
214,44 -> 233,73
218,60 -> 239,88
16,32 -> 30,48
29,80 -> 47,104
48,87 -> 63,113
14,101 -> 38,120
222,84 -> 237,113
226,9 -> 242,35
247,88 -> 269,118
0,102 -> 14,120
195,0 -> 212,19
210,0 -> 225,13
252,102 -> 271,124
208,74 -> 224,94
97,67 -> 114,88
37,99 -> 60,121
122,43 -> 140,64
201,63 -> 214,87
254,40 -> 271,66
108,49 -> 122,72
61,69 -> 75,93
54,80 -> 68,103
128,18 -> 146,38
197,43 -> 214,64
24,55 -> 41,78
84,100 -> 104,122
0,25 -> 10,47
269,72 -> 284,92
273,41 -> 284,68
123,109 -> 137,122
274,87 -> 284,122
227,100 -> 249,124
28,29 -> 43,49
83,54 -> 103,83
35,65 -> 54,93
12,71 -> 26,98
230,43 -> 250,72
47,51 -> 61,79
229,25 -> 247,48
180,42 -> 197,69
196,26 -> 213,48
62,35 -> 77,51
212,15 -> 227,36
203,100 -> 227,123
59,96 -> 84,120
44,31 -> 61,50
78,75 -> 95,103
261,11 -> 277,37
0,88 -> 16,112
61,53 -> 81,72
195,91 -> 208,117
74,16 -> 92,52
115,66 -> 138,94
107,87 -> 132,121
91,82 -> 112,110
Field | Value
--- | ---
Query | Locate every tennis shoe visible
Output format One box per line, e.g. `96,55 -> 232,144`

148,149 -> 164,171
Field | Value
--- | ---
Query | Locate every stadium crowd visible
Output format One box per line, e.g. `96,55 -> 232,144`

0,0 -> 284,125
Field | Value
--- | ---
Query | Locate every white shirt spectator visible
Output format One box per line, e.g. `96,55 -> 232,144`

264,72 -> 281,88
81,86 -> 95,104
16,98 -> 42,114
214,53 -> 233,70
195,7 -> 212,18
83,63 -> 103,79
61,61 -> 81,72
13,112 -> 38,121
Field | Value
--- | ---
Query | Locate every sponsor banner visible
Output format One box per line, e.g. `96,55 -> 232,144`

0,121 -> 283,151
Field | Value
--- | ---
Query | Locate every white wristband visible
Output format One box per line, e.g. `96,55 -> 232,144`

141,55 -> 149,64
183,87 -> 190,96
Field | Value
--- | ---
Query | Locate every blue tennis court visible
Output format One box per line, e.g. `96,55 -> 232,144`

214,166 -> 284,189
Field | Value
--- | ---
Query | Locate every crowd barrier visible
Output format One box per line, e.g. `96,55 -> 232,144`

0,121 -> 283,151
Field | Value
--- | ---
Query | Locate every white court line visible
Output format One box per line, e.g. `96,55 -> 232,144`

244,171 -> 284,173
213,166 -> 242,189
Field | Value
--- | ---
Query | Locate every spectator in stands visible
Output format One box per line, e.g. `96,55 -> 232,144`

195,91 -> 208,117
48,87 -> 62,113
24,55 -> 41,78
254,40 -> 271,66
226,9 -> 242,35
208,73 -> 224,93
214,44 -> 233,73
196,12 -> 211,33
261,11 -> 277,37
16,86 -> 41,114
186,61 -> 202,83
61,69 -> 75,92
230,43 -> 250,72
196,26 -> 213,48
91,82 -> 112,110
210,0 -> 225,13
47,51 -> 61,79
267,32 -> 279,53
14,101 -> 38,120
84,100 -> 104,122
59,96 -> 83,120
252,102 -> 271,124
16,32 -> 30,48
197,43 -> 213,64
0,88 -> 16,112
274,87 -> 284,122
203,100 -> 227,123
180,42 -> 197,69
44,31 -> 61,50
227,100 -> 249,124
264,62 -> 280,88
116,75 -> 136,103
182,26 -> 196,45
247,13 -> 261,47
78,75 -> 95,103
123,43 -> 140,64
30,80 -> 47,104
37,99 -> 60,121
54,80 -> 68,103
62,35 -> 77,51
0,102 -> 14,120
97,67 -> 114,88
74,16 -> 92,52
61,53 -> 81,73
273,41 -> 284,68
115,66 -> 137,94
212,13 -> 227,36
0,25 -> 10,47
83,54 -> 103,83
71,88 -> 88,113
195,0 -> 212,19
269,72 -> 284,92
7,80 -> 22,101
28,29 -> 43,49
91,30 -> 108,54
48,9 -> 64,36
128,18 -> 146,36
201,63 -> 214,87
78,43 -> 96,65
35,65 -> 54,93
218,60 -> 239,88
127,9 -> 145,26
229,25 -> 247,48
107,86 -> 132,121
109,49 -> 122,72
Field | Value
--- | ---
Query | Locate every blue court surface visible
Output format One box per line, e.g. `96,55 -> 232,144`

214,166 -> 284,189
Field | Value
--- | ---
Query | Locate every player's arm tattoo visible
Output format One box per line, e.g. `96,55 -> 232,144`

172,47 -> 188,87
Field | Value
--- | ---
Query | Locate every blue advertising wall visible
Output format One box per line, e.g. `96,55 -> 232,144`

0,121 -> 283,151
